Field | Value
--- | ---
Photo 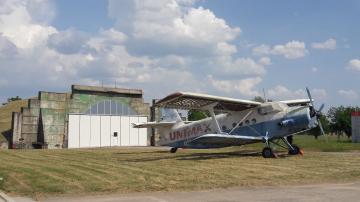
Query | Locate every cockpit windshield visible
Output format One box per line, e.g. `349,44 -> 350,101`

258,102 -> 287,115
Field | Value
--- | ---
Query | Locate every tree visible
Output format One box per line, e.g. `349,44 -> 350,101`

327,106 -> 360,140
2,96 -> 22,105
188,110 -> 207,121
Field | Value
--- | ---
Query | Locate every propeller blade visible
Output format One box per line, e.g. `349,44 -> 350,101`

318,119 -> 328,142
306,87 -> 314,106
318,103 -> 325,112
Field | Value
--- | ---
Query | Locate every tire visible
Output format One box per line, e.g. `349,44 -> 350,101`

288,144 -> 300,155
170,147 -> 178,153
262,147 -> 274,158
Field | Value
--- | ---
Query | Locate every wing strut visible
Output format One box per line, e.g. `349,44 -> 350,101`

229,110 -> 253,135
203,103 -> 222,134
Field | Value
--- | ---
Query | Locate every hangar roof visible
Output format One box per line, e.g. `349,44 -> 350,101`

72,85 -> 143,96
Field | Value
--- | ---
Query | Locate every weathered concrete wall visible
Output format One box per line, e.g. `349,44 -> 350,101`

40,92 -> 67,149
11,112 -> 22,147
11,85 -> 151,149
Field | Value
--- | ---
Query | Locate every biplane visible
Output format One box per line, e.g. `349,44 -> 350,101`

133,88 -> 325,158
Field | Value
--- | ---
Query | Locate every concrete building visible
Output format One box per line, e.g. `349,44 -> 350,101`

11,85 -> 150,149
352,112 -> 360,143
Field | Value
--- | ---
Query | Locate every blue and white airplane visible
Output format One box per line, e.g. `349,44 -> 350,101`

133,88 -> 325,158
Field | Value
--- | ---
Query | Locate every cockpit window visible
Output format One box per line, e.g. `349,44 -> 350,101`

258,103 -> 285,115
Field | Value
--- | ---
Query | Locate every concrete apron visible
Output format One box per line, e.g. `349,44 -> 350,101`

0,192 -> 15,202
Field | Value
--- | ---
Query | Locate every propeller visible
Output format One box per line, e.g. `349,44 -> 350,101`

306,87 -> 327,140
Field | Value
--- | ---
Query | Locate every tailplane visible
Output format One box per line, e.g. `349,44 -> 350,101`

132,108 -> 183,129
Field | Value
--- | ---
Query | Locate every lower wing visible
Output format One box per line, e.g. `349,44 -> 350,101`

188,134 -> 263,146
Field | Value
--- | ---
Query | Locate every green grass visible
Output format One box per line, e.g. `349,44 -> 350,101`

0,99 -> 28,142
0,135 -> 360,199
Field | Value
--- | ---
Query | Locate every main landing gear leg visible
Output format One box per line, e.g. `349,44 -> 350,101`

262,147 -> 275,158
262,137 -> 276,158
170,147 -> 178,153
282,137 -> 302,155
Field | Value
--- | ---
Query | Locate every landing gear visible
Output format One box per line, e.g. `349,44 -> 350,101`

262,147 -> 275,158
170,147 -> 178,153
261,136 -> 303,158
282,137 -> 302,156
288,144 -> 300,155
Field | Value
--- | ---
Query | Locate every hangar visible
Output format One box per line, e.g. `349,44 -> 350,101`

11,85 -> 150,149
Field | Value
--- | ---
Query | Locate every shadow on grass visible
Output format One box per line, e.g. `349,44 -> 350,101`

118,150 -> 294,162
115,150 -> 170,155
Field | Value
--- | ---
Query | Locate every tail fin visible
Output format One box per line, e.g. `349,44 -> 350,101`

160,108 -> 182,123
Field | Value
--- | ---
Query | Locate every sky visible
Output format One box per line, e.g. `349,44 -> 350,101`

0,0 -> 359,111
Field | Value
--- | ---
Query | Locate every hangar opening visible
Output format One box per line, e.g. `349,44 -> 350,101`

11,85 -> 150,149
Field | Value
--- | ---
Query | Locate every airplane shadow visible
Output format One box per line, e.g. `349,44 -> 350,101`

118,150 -> 291,162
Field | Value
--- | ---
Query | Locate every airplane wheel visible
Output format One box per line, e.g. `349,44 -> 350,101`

288,144 -> 300,155
170,147 -> 178,153
262,147 -> 275,158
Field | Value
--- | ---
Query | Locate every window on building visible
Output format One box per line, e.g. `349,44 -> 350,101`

86,100 -> 137,115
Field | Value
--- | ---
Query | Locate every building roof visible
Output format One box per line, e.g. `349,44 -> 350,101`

72,85 -> 143,96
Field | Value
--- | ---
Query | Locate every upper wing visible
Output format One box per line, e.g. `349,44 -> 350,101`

154,92 -> 261,111
280,99 -> 312,106
188,134 -> 263,146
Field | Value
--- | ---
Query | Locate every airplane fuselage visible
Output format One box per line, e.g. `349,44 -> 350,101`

160,102 -> 313,149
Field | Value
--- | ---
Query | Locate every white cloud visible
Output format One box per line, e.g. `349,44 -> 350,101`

0,0 -> 273,103
267,85 -> 305,100
252,40 -> 308,59
311,67 -> 318,72
47,29 -> 89,54
267,86 -> 327,101
311,89 -> 327,100
208,75 -> 262,97
338,90 -> 359,100
109,0 -> 240,58
215,57 -> 269,76
347,59 -> 360,71
0,34 -> 18,58
0,0 -> 57,49
311,38 -> 336,50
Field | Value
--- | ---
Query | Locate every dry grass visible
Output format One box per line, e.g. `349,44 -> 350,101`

0,141 -> 360,199
0,99 -> 28,142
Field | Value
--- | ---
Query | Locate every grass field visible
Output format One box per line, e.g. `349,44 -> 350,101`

0,135 -> 360,199
0,99 -> 28,142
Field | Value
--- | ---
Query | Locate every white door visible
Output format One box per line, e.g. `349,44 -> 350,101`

68,114 -> 147,148
120,116 -> 130,146
100,116 -> 111,147
68,115 -> 80,148
111,116 -> 120,146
